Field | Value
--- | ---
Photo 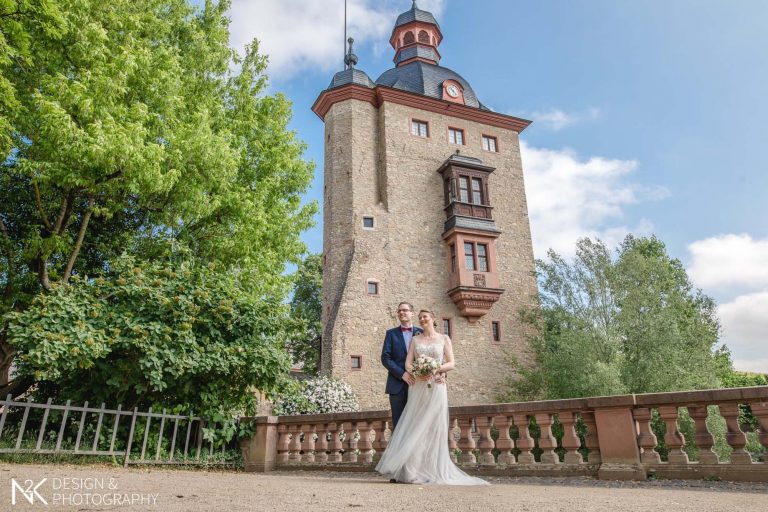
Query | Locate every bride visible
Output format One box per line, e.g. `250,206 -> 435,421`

375,309 -> 489,485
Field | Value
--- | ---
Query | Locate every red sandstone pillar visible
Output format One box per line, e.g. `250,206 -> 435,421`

588,396 -> 645,480
240,416 -> 278,472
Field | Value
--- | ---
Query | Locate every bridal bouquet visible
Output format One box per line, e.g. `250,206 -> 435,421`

411,355 -> 442,388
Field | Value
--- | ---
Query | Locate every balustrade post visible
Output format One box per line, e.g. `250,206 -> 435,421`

580,411 -> 601,464
315,423 -> 329,463
588,395 -> 645,480
288,424 -> 302,463
688,406 -> 718,464
719,403 -> 752,464
343,422 -> 358,463
752,402 -> 768,454
513,414 -> 535,464
239,416 -> 278,472
494,415 -> 515,465
475,416 -> 496,466
301,424 -> 316,463
559,412 -> 583,464
327,422 -> 343,462
457,417 -> 477,465
448,417 -> 459,464
379,421 -> 391,456
371,421 -> 385,463
633,408 -> 660,464
276,424 -> 290,464
535,413 -> 560,464
358,421 -> 373,464
658,406 -> 688,464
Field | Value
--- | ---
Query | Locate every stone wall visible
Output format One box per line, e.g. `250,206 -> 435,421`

322,97 -> 538,409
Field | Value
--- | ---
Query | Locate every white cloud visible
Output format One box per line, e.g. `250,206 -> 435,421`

718,291 -> 768,373
516,107 -> 600,131
521,141 -> 658,257
688,234 -> 768,291
228,0 -> 445,80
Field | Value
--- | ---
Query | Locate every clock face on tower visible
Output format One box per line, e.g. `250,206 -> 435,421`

446,84 -> 460,98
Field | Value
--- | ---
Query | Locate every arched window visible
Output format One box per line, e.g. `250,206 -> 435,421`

403,31 -> 415,45
418,30 -> 430,43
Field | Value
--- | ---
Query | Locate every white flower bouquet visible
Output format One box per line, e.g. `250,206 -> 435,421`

411,355 -> 442,388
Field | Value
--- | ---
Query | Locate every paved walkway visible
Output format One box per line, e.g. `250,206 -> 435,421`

1,464 -> 766,511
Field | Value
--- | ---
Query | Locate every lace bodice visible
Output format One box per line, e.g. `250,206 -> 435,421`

414,334 -> 445,364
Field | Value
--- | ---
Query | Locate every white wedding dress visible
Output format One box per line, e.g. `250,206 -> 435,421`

375,335 -> 489,485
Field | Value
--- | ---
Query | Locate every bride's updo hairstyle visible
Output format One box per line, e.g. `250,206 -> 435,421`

418,309 -> 438,328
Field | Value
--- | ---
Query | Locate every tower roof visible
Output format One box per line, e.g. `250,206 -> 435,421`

393,1 -> 440,32
375,61 -> 490,110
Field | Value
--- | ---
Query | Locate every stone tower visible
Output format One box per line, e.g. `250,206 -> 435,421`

312,2 -> 538,409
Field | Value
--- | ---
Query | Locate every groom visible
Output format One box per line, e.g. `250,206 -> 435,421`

380,301 -> 421,432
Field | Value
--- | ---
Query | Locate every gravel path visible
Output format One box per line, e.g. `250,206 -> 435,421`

1,464 -> 766,511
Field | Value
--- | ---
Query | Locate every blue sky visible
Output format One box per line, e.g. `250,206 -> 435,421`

215,0 -> 768,372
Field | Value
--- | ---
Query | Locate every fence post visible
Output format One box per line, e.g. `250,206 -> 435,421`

124,407 -> 139,467
240,416 -> 278,472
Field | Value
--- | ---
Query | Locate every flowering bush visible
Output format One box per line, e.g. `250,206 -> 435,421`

272,376 -> 360,416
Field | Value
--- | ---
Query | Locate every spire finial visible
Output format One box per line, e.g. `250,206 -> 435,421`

344,37 -> 358,69
412,0 -> 418,8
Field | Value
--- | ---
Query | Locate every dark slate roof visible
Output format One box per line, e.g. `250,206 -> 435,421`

375,61 -> 490,110
394,3 -> 440,30
444,216 -> 501,235
446,154 -> 485,167
394,45 -> 440,66
327,68 -> 375,90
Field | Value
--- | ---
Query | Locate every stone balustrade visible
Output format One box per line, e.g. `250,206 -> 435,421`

239,386 -> 768,481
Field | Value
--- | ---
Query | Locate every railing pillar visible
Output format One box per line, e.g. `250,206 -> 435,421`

634,407 -> 660,464
535,413 -> 560,464
240,416 -> 278,472
457,417 -> 477,465
512,413 -> 535,464
475,416 -> 496,466
559,412 -> 583,464
494,415 -> 515,465
688,406 -> 718,464
752,402 -> 768,453
719,403 -> 752,464
588,396 -> 645,480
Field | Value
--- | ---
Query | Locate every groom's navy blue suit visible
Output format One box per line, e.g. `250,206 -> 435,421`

381,325 -> 423,430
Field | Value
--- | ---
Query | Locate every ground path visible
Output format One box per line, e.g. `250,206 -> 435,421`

1,463 -> 766,511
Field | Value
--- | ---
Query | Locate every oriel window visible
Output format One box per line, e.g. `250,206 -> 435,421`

471,178 -> 483,204
464,242 -> 476,271
477,244 -> 488,272
458,176 -> 470,202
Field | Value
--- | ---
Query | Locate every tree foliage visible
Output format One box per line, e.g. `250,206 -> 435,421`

287,253 -> 322,373
0,0 -> 315,398
7,254 -> 293,419
503,235 -> 723,401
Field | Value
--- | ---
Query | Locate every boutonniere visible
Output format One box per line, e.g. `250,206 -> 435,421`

413,331 -> 422,337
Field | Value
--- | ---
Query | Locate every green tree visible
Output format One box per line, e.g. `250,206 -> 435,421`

503,235 -> 722,401
287,253 -> 322,373
6,254 -> 293,422
0,0 -> 315,398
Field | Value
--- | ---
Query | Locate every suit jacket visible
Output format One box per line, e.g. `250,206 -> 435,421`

381,325 -> 423,395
